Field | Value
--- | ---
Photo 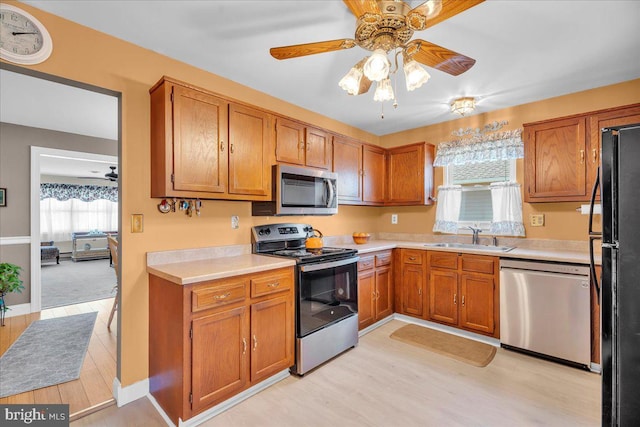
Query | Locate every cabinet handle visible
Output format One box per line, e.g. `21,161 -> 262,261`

299,141 -> 304,150
213,292 -> 231,300
253,335 -> 258,351
220,141 -> 225,152
580,149 -> 585,164
418,287 -> 422,296
592,148 -> 598,164
454,293 -> 457,305
242,338 -> 247,355
409,257 -> 416,261
230,143 -> 234,154
267,282 -> 280,288
462,295 -> 465,306
306,144 -> 311,151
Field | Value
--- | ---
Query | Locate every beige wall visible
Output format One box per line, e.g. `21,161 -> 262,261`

3,1 -> 638,388
377,80 -> 640,239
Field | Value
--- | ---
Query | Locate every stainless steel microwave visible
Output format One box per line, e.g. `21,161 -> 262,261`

252,164 -> 338,216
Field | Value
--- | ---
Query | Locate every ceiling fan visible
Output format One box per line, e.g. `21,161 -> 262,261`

270,0 -> 484,100
77,166 -> 118,182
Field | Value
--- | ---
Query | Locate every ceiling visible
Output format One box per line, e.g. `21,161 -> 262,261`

19,0 -> 640,136
40,152 -> 118,183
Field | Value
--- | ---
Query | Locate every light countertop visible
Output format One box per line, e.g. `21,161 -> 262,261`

335,240 -> 597,265
147,254 -> 295,285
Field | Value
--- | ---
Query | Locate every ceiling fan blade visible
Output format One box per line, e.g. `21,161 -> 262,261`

406,39 -> 476,76
270,39 -> 357,60
343,0 -> 380,18
407,0 -> 484,31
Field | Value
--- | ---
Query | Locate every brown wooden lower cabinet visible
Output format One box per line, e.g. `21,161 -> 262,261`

427,251 -> 499,338
149,267 -> 294,424
395,249 -> 427,318
357,250 -> 393,330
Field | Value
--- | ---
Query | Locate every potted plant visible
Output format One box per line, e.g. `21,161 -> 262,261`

0,263 -> 24,326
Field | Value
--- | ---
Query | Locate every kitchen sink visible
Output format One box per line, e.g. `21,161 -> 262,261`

423,242 -> 515,252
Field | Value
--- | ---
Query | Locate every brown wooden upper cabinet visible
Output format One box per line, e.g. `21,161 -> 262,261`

333,136 -> 385,205
150,77 -> 273,201
275,117 -> 332,170
524,103 -> 640,203
386,142 -> 435,206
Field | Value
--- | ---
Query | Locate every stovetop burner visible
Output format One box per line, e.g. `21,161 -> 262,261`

272,247 -> 353,259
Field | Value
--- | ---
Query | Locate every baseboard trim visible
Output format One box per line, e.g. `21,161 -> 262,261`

392,314 -> 501,347
113,377 -> 149,407
2,303 -> 31,319
358,315 -> 394,337
149,369 -> 291,427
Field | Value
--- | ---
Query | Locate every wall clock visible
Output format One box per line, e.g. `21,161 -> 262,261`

0,3 -> 53,65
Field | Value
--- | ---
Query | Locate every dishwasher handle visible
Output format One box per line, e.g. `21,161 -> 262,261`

500,267 -> 589,280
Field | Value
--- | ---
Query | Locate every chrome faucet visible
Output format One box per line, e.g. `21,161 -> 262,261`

467,226 -> 482,245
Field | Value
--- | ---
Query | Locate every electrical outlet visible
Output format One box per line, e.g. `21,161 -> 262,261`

530,214 -> 545,227
391,214 -> 398,224
231,215 -> 239,229
131,214 -> 144,233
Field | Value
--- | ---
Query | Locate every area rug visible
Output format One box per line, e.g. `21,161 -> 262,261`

0,312 -> 97,398
390,324 -> 496,367
41,259 -> 116,308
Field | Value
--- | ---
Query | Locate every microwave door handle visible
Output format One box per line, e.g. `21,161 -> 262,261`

326,180 -> 335,208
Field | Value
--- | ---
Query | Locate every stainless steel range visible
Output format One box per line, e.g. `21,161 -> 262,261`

252,223 -> 359,375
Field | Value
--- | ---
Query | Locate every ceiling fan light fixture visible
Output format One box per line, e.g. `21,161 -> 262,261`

403,58 -> 431,91
363,49 -> 390,82
451,97 -> 476,116
373,78 -> 394,102
339,65 -> 364,95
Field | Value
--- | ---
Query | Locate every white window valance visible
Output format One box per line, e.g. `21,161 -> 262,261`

433,129 -> 524,167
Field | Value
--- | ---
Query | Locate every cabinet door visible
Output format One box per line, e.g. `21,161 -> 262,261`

275,117 -> 305,165
400,263 -> 425,317
459,273 -> 495,335
228,103 -> 271,197
305,126 -> 331,169
428,270 -> 458,326
357,270 -> 376,330
524,116 -> 587,201
191,306 -> 248,412
363,145 -> 386,204
172,84 -> 228,193
250,295 -> 293,383
333,136 -> 363,203
587,105 -> 640,200
375,266 -> 393,320
386,142 -> 434,205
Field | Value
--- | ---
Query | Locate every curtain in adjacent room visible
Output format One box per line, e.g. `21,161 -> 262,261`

40,184 -> 118,242
489,181 -> 525,236
432,185 -> 462,233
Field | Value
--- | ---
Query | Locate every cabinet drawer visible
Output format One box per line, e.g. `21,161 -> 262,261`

358,255 -> 375,271
192,281 -> 247,312
428,251 -> 459,270
375,252 -> 392,267
461,255 -> 497,275
402,250 -> 425,265
251,270 -> 292,298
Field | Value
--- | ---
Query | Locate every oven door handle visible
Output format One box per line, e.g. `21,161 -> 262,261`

299,256 -> 359,272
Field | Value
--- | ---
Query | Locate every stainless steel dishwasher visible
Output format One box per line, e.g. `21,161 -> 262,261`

500,259 -> 591,368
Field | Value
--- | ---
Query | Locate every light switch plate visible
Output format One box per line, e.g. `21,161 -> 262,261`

131,214 -> 144,233
530,214 -> 544,227
231,215 -> 239,229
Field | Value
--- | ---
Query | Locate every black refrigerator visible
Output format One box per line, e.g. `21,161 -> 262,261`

590,124 -> 640,425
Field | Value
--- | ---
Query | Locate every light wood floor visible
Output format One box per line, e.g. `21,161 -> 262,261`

0,297 -> 117,419
71,319 -> 600,427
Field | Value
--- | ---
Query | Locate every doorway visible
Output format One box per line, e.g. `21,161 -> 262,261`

0,63 -> 121,417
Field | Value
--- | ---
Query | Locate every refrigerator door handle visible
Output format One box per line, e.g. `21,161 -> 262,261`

588,166 -> 601,299
589,236 -> 601,299
588,166 -> 601,236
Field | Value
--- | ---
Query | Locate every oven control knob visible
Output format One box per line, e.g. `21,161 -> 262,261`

264,228 -> 271,235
